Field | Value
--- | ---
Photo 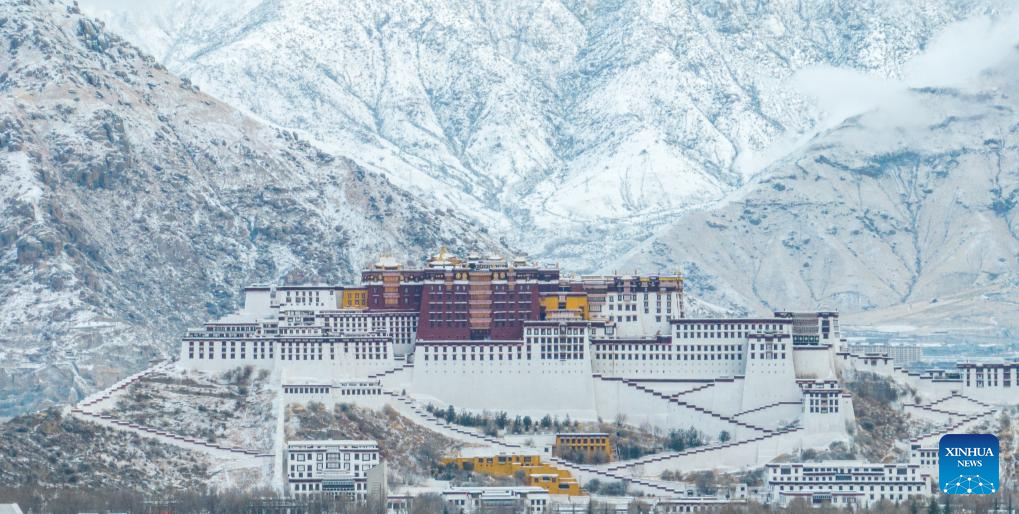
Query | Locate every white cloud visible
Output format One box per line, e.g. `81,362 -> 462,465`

792,67 -> 906,129
793,8 -> 1019,128
903,9 -> 1019,88
732,7 -> 1019,179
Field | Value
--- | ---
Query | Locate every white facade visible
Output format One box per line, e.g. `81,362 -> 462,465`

286,440 -> 383,499
404,314 -> 849,439
441,487 -> 550,514
282,379 -> 386,407
959,362 -> 1019,402
180,295 -> 855,443
412,323 -> 599,420
910,444 -> 939,482
273,286 -> 340,311
318,310 -> 418,355
180,305 -> 409,376
797,379 -> 855,433
601,288 -> 680,338
767,461 -> 930,508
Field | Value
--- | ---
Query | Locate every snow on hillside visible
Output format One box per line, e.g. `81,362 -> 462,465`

0,408 -> 210,491
617,45 -> 1019,337
6,0 -> 1019,419
79,0 -> 1009,271
0,0 -> 498,417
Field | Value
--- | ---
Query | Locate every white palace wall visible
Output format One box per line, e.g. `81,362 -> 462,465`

179,338 -> 399,380
590,377 -> 757,439
651,379 -> 745,413
409,342 -> 599,420
738,403 -> 803,428
281,380 -> 389,409
177,337 -> 840,440
176,309 -> 870,443
176,334 -> 856,443
740,344 -> 802,413
792,345 -> 837,380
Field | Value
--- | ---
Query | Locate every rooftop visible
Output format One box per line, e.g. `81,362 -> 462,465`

445,486 -> 548,494
287,439 -> 379,447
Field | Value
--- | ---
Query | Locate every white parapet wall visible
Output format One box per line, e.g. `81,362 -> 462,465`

410,344 -> 599,420
792,344 -> 838,380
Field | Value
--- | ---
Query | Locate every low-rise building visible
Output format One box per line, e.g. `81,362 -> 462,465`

443,454 -> 582,496
286,440 -> 384,500
553,433 -> 613,462
442,486 -> 550,514
910,444 -> 940,482
549,493 -> 747,514
848,341 -> 922,365
652,496 -> 747,513
385,495 -> 413,514
766,460 -> 930,508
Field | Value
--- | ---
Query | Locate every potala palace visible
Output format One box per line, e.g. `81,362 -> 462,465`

180,250 -> 852,445
71,249 -> 1019,509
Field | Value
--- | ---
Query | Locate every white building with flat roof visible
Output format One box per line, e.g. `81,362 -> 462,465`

766,460 -> 930,508
441,486 -> 550,514
910,443 -> 940,482
286,440 -> 384,500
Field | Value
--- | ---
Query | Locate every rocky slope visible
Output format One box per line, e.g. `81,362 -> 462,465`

75,0 -> 1019,337
79,0 -> 1007,270
618,48 -> 1019,337
8,0 -> 1019,417
0,0 -> 494,417
0,408 -> 210,491
106,365 -> 275,451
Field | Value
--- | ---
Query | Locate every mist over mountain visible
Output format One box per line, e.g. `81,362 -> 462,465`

619,56 -> 1019,336
79,0 -> 1009,271
77,0 -> 1019,336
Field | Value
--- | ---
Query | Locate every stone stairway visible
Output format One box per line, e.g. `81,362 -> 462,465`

78,360 -> 175,409
595,375 -> 773,434
604,425 -> 803,472
71,407 -> 269,457
382,391 -> 520,449
72,360 -> 269,458
909,409 -> 996,444
732,400 -> 802,418
367,361 -> 415,380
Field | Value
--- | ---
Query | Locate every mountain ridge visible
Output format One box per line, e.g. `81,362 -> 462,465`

0,0 -> 494,417
81,0 -> 1006,271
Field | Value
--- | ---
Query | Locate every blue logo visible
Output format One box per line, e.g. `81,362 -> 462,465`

939,434 -> 999,494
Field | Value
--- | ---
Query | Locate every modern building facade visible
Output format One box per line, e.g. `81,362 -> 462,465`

766,461 -> 930,507
441,487 -> 550,514
285,440 -> 384,500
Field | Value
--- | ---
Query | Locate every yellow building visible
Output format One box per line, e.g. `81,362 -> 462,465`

339,287 -> 368,309
442,454 -> 584,496
539,293 -> 590,321
553,433 -> 613,462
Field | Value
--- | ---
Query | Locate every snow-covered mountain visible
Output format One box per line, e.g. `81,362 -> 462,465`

7,0 -> 1019,415
619,47 -> 1019,337
0,0 -> 494,417
79,0 -> 1008,270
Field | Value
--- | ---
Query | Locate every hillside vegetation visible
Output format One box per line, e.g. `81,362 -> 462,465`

0,408 -> 209,491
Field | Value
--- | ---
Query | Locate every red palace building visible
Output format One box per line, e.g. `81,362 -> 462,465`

362,249 -> 561,341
